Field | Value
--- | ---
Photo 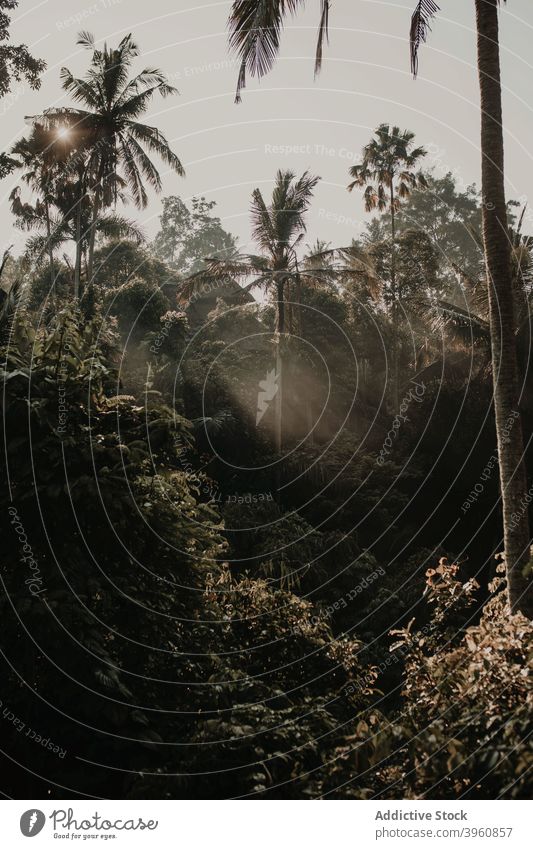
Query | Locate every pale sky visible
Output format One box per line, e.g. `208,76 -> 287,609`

2,0 -> 533,257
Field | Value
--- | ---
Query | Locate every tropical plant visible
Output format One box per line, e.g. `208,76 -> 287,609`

29,31 -> 184,292
104,276 -> 170,338
0,306 -> 381,800
228,0 -> 330,101
411,0 -> 532,617
92,240 -> 171,290
390,559 -> 532,798
10,154 -> 144,302
8,123 -> 80,295
348,125 -> 427,407
368,172 -> 483,289
182,169 -> 320,451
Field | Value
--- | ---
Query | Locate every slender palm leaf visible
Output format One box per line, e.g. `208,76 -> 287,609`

228,0 -> 330,102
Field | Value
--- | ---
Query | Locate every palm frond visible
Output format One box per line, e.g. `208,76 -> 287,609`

427,298 -> 490,346
229,0 -> 307,102
115,70 -> 178,109
0,277 -> 24,336
410,1 -> 440,76
193,409 -> 237,437
126,122 -> 185,176
59,69 -> 101,109
251,188 -> 276,253
121,135 -> 163,195
118,137 -> 149,208
96,214 -> 145,243
77,31 -> 95,50
314,0 -> 330,76
117,83 -> 174,120
23,228 -> 70,265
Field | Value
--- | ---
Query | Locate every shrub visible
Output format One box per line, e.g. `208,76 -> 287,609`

105,277 -> 170,337
0,309 -> 380,799
92,240 -> 173,290
388,561 -> 532,799
27,262 -> 72,309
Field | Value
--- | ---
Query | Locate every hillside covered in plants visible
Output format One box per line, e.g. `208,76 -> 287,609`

0,0 -> 531,801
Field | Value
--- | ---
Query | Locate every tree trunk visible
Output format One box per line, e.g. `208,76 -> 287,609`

275,344 -> 283,454
45,201 -> 55,298
390,182 -> 400,410
87,182 -> 101,284
294,264 -> 312,442
74,193 -> 83,300
276,276 -> 285,335
295,263 -> 303,336
476,0 -> 533,617
275,276 -> 285,453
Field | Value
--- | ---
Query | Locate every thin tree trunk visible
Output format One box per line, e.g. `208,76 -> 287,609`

306,387 -> 314,446
476,0 -> 533,617
286,280 -> 293,333
295,262 -> 303,336
45,202 -> 55,299
275,344 -> 283,454
277,276 -> 285,335
390,182 -> 399,410
275,276 -> 285,453
74,193 -> 82,300
87,182 -> 101,284
294,262 -> 312,443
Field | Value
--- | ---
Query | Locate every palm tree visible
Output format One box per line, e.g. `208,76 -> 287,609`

29,31 -> 184,292
183,169 -> 320,451
182,175 -> 379,452
9,124 -> 143,298
412,0 -> 532,615
348,125 -> 426,408
9,124 -> 70,295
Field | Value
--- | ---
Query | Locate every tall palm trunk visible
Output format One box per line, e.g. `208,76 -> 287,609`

476,0 -> 533,617
87,186 -> 101,284
74,188 -> 83,300
390,182 -> 400,410
44,201 -> 55,297
87,167 -> 104,283
295,263 -> 313,443
275,275 -> 285,453
294,261 -> 303,336
276,275 -> 286,335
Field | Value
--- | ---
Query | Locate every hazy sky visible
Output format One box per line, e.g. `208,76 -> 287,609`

2,0 -> 533,256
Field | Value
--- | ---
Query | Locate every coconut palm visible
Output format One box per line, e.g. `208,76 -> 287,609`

9,125 -> 143,296
184,170 -> 320,329
347,125 -> 426,408
182,170 -> 320,451
29,31 -> 184,291
8,124 -> 72,295
412,0 -> 532,616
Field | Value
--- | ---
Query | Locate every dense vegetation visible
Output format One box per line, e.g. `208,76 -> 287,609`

0,8 -> 531,800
